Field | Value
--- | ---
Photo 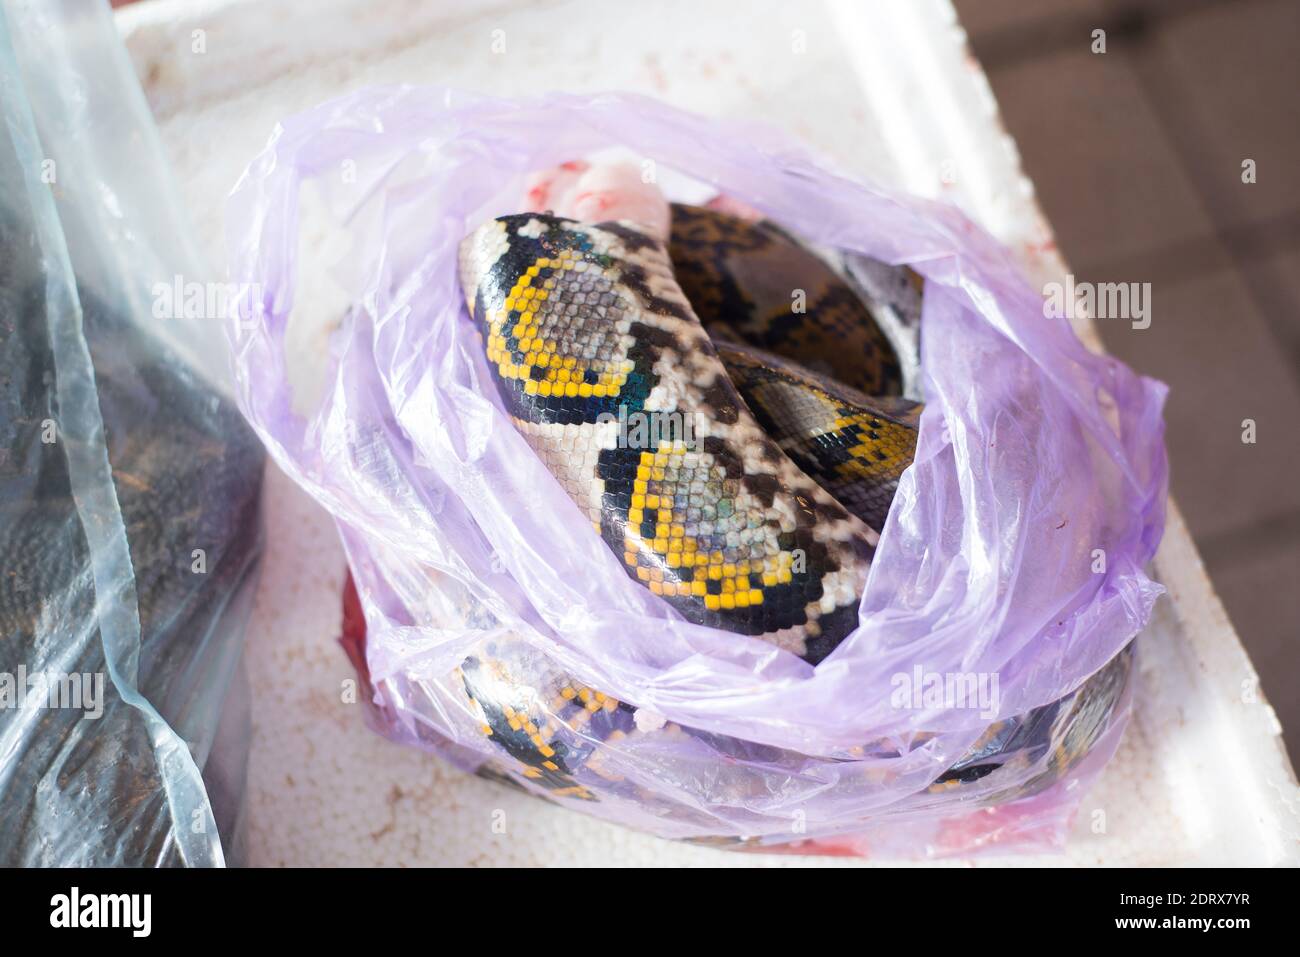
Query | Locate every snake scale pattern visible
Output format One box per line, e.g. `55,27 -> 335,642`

459,212 -> 876,662
0,270 -> 265,865
447,197 -> 1128,816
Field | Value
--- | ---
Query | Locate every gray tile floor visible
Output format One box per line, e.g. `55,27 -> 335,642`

955,0 -> 1300,764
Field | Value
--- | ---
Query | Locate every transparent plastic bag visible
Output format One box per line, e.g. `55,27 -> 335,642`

0,0 -> 263,867
229,88 -> 1167,854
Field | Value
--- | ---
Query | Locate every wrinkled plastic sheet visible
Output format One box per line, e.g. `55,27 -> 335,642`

227,87 -> 1167,852
0,0 -> 263,867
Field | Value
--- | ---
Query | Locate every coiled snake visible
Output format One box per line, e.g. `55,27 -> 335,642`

445,190 -> 1128,817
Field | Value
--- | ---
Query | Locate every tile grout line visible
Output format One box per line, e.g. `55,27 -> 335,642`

968,0 -> 1300,388
1108,0 -> 1300,388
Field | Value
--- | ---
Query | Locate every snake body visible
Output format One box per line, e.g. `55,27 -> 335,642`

668,203 -> 905,396
715,340 -> 920,533
0,272 -> 265,865
459,212 -> 874,662
443,198 -> 1129,823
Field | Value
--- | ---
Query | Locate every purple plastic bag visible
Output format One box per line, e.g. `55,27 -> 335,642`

227,88 -> 1168,854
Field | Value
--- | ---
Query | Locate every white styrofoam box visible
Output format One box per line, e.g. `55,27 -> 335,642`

117,0 -> 1299,866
